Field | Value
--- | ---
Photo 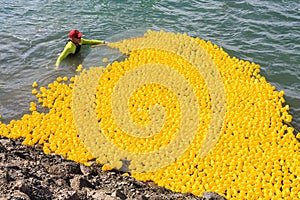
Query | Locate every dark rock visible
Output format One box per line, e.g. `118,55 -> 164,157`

64,191 -> 80,200
19,180 -> 53,200
112,189 -> 127,200
65,162 -> 82,174
14,151 -> 32,160
0,169 -> 12,183
0,136 -> 226,200
0,138 -> 9,152
133,180 -> 146,188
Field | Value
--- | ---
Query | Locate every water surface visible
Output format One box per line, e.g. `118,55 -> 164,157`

0,0 -> 299,130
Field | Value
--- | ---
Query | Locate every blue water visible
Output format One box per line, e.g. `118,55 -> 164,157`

0,0 -> 299,130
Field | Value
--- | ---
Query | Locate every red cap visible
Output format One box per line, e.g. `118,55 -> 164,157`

69,29 -> 83,38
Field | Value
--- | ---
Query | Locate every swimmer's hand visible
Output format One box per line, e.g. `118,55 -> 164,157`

91,41 -> 108,48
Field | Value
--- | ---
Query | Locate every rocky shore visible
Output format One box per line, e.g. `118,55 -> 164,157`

0,136 -> 226,200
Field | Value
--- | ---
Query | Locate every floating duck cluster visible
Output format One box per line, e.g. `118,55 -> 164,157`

0,30 -> 300,199
0,67 -> 93,163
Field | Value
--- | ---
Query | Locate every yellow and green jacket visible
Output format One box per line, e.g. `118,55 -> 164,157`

55,38 -> 104,67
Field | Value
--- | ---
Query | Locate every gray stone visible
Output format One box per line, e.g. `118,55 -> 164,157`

88,190 -> 118,200
10,190 -> 31,200
201,192 -> 226,200
70,175 -> 95,190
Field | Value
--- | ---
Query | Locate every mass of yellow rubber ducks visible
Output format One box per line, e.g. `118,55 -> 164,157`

0,30 -> 300,199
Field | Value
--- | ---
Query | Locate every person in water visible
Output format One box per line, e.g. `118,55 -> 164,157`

55,29 -> 107,69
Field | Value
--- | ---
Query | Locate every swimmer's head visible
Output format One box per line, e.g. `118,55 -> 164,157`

69,29 -> 83,39
69,29 -> 82,43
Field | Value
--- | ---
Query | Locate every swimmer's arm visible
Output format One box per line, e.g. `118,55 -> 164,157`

55,43 -> 76,68
81,38 -> 106,45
